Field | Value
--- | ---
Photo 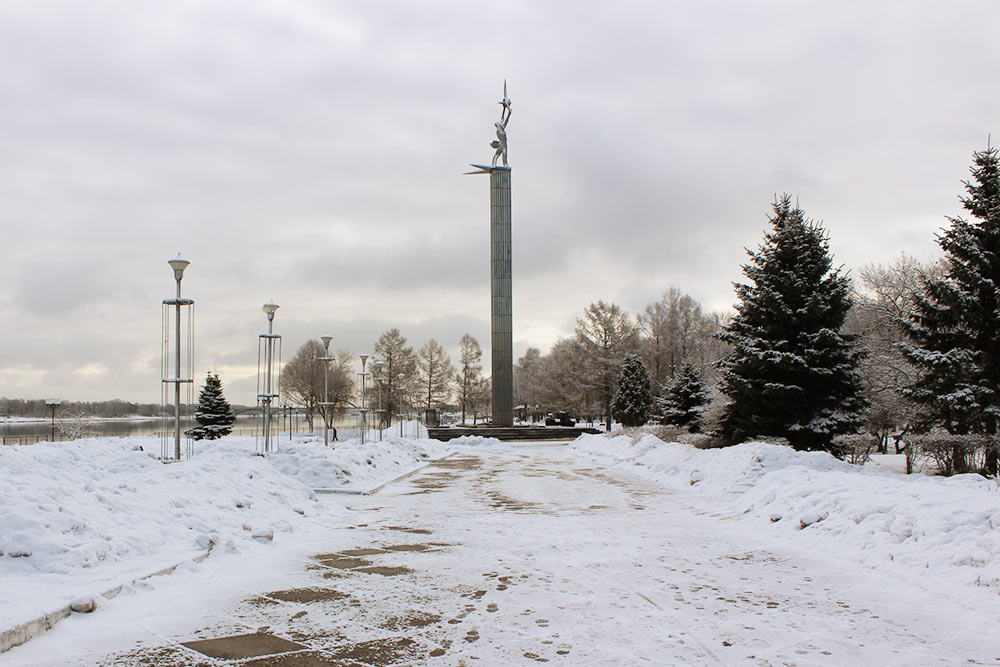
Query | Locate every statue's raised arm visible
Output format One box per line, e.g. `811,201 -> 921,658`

492,81 -> 512,167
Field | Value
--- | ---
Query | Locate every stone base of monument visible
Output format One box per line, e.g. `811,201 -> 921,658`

426,426 -> 600,442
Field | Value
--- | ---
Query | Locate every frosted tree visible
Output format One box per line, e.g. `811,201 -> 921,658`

611,355 -> 653,428
659,363 -> 709,432
189,372 -> 236,440
718,195 -> 866,452
901,145 -> 1000,475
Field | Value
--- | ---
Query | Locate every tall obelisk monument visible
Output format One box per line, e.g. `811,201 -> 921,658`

467,82 -> 513,427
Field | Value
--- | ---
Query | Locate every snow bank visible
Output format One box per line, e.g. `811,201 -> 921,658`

261,433 -> 452,489
443,435 -> 503,447
570,433 -> 1000,589
0,433 -> 450,630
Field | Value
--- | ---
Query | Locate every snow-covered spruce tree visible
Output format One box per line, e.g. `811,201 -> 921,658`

659,363 -> 709,432
611,355 -> 654,428
718,195 -> 866,452
188,372 -> 236,440
901,145 -> 1000,475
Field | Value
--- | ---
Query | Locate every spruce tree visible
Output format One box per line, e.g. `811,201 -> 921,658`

718,195 -> 865,452
901,144 -> 1000,475
188,372 -> 236,440
611,355 -> 654,428
659,363 -> 709,432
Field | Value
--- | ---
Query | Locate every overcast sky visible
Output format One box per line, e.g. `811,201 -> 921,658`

2,0 -> 998,405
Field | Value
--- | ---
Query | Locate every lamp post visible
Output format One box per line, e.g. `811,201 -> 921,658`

258,302 -> 281,454
373,360 -> 384,440
319,334 -> 334,446
397,372 -> 405,437
358,353 -> 369,444
163,256 -> 194,460
45,399 -> 61,441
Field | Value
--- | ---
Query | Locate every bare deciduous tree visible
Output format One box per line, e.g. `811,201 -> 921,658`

373,328 -> 418,427
576,301 -> 638,430
456,334 -> 484,425
846,254 -> 937,452
282,340 -> 354,436
514,347 -> 543,422
418,339 -> 455,411
638,288 -> 727,390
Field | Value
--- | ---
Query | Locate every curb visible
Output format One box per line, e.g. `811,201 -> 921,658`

1,451 -> 456,654
0,549 -> 212,655
313,450 -> 457,496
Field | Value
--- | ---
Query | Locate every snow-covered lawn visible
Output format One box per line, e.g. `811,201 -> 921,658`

0,432 -> 452,633
570,432 -> 1000,590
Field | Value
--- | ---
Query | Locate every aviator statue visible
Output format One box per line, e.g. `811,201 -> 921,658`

491,82 -> 512,167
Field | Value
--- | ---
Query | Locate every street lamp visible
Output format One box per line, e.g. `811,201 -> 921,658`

257,302 -> 281,454
319,334 -> 334,447
358,353 -> 369,444
45,399 -> 61,441
162,255 -> 194,460
374,360 -> 384,441
397,372 -> 405,437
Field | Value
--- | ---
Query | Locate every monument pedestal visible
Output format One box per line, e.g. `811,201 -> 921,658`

489,167 -> 513,426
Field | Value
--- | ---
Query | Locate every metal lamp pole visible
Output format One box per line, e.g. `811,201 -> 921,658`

397,373 -> 405,437
260,302 -> 280,453
45,399 -> 61,441
374,360 -> 384,441
165,256 -> 193,460
359,354 -> 368,444
320,335 -> 333,446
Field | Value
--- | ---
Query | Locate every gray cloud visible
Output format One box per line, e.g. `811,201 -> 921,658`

1,0 -> 998,403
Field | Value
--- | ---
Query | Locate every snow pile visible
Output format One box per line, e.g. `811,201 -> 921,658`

570,433 -> 1000,588
0,433 -> 450,630
260,433 -> 452,489
443,435 -> 503,447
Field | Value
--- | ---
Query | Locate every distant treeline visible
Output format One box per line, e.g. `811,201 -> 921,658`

0,398 -> 260,419
0,398 -> 166,418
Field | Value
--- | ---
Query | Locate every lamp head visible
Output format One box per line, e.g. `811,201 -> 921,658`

262,302 -> 279,320
168,255 -> 190,281
321,335 -> 333,350
45,399 -> 61,407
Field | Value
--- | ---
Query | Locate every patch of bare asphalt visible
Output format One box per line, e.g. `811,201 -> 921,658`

354,565 -> 414,576
263,588 -> 351,604
97,645 -> 216,667
381,543 -> 434,552
337,547 -> 387,556
182,632 -> 306,660
379,611 -> 442,631
383,526 -> 432,534
430,455 -> 481,471
321,637 -> 419,665
313,554 -> 372,569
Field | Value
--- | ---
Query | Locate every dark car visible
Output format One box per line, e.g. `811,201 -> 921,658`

545,411 -> 576,427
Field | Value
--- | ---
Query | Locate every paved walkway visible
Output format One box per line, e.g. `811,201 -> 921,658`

7,444 -> 1000,666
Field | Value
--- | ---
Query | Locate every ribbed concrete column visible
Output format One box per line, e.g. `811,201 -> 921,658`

490,167 -> 513,426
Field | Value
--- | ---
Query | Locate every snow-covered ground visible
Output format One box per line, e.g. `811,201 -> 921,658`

0,431 -> 451,633
570,433 -> 1000,589
2,431 -> 1000,665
